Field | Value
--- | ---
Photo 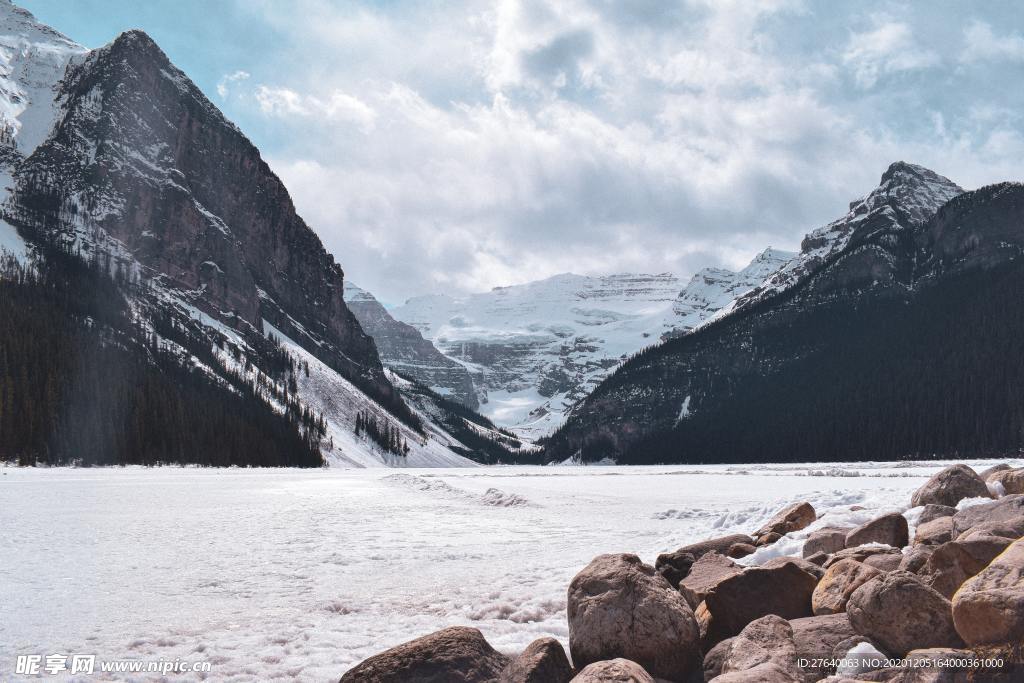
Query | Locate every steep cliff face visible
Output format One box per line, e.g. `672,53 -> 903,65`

343,281 -> 479,409
545,163 -> 993,464
4,28 -> 409,419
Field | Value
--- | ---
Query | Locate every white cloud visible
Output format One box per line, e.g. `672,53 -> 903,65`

254,85 -> 377,132
216,70 -> 249,99
961,20 -> 1024,63
842,17 -> 940,88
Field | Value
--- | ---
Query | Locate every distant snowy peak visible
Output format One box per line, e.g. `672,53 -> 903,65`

0,0 -> 85,161
733,162 -> 963,311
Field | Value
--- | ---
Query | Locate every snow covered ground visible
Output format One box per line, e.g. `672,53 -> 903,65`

1,458 -> 1018,681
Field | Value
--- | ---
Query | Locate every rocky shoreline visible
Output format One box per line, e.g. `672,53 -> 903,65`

340,463 -> 1024,682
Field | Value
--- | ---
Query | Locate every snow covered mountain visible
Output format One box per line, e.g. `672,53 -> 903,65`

391,253 -> 793,437
343,281 -> 478,409
0,1 -> 519,468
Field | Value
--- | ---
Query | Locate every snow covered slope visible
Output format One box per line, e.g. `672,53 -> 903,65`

392,254 -> 793,437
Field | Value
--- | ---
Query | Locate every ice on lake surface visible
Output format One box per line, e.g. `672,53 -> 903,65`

1,459 -> 1018,680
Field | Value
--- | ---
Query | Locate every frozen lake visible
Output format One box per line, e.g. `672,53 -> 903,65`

1,460 -> 1016,681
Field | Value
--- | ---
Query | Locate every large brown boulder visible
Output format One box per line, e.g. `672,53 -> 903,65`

755,502 -> 816,538
703,637 -> 734,680
919,533 -> 1014,598
678,552 -> 743,608
910,464 -> 990,508
567,553 -> 700,681
813,560 -> 883,615
702,559 -> 818,645
917,504 -> 957,525
898,545 -> 935,574
846,571 -> 963,655
861,552 -> 903,573
716,615 -> 802,682
790,613 -> 859,680
803,527 -> 851,558
825,546 -> 902,569
499,638 -> 573,683
990,468 -> 1024,495
950,494 -> 1024,539
762,555 -> 825,580
570,659 -> 654,682
951,537 -> 1024,645
846,513 -> 909,549
656,534 -> 753,588
339,626 -> 511,683
979,463 -> 1013,482
913,517 -> 953,546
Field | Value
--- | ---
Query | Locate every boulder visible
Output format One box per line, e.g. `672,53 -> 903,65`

703,637 -> 734,681
979,463 -> 1013,482
898,545 -> 935,574
950,494 -> 1024,539
951,537 -> 1024,645
861,553 -> 903,573
990,468 -> 1024,495
702,559 -> 818,645
755,502 -> 816,538
804,528 -> 851,558
570,659 -> 654,682
678,552 -> 743,609
763,555 -> 825,580
567,553 -> 700,681
712,664 -> 802,681
813,560 -> 883,615
727,543 -> 756,559
339,626 -> 511,683
917,505 -> 957,526
717,615 -> 802,682
919,533 -> 1014,598
846,513 -> 909,549
846,571 -> 963,655
825,546 -> 902,569
806,551 -> 829,567
499,638 -> 573,683
913,517 -> 953,546
755,532 -> 783,547
790,613 -> 859,680
910,465 -> 990,508
656,534 -> 754,588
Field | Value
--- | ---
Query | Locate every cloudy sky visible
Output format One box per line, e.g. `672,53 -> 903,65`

23,0 -> 1024,304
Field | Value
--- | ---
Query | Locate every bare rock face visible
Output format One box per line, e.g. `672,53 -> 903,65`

500,637 -> 573,683
813,560 -> 883,616
790,613 -> 859,680
339,626 -> 511,682
717,615 -> 802,682
920,533 -> 1014,598
678,552 -> 743,609
950,494 -> 1024,539
846,513 -> 909,549
846,571 -> 963,655
702,559 -> 818,645
913,517 -> 953,546
918,505 -> 957,525
804,528 -> 851,558
655,534 -> 753,588
910,465 -> 990,508
990,468 -> 1024,495
567,553 -> 700,681
755,502 -> 816,539
951,537 -> 1024,645
570,659 -> 654,683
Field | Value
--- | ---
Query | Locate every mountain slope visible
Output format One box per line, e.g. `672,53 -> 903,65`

544,163 -> 998,465
391,254 -> 792,438
343,281 -> 478,409
0,2 -> 504,467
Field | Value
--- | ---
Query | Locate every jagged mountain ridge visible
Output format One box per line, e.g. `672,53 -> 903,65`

541,163 -> 1024,465
391,252 -> 793,438
343,281 -> 478,409
0,1 -> 517,467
